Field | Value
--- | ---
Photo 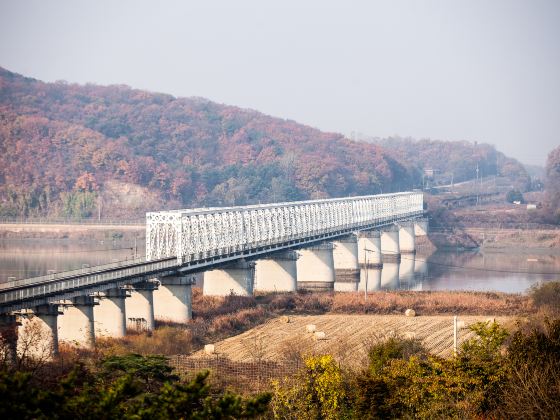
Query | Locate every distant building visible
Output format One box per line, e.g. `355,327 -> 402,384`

423,168 -> 435,178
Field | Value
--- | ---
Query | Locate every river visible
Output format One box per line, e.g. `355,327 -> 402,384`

0,239 -> 558,293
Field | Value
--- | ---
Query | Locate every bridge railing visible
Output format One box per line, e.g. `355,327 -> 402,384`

0,256 -> 148,291
147,192 -> 424,262
0,256 -> 179,309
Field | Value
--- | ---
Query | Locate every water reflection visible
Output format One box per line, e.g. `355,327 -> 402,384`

398,257 -> 415,289
0,239 -> 145,283
380,262 -> 400,289
342,249 -> 559,293
1,240 -> 559,293
358,267 -> 381,291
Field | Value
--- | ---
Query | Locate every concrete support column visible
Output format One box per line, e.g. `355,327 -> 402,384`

332,235 -> 360,287
297,243 -> 335,291
399,256 -> 416,289
414,218 -> 429,236
154,275 -> 194,323
58,296 -> 96,348
94,288 -> 128,338
0,314 -> 18,364
357,230 -> 383,291
126,281 -> 158,331
359,266 -> 382,292
398,221 -> 416,254
357,230 -> 383,267
381,225 -> 401,262
204,260 -> 255,296
18,305 -> 60,359
381,262 -> 400,290
255,251 -> 298,292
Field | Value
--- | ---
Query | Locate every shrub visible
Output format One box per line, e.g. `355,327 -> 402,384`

352,374 -> 390,419
354,323 -> 510,419
367,336 -> 425,376
271,355 -> 347,420
505,189 -> 524,203
497,318 -> 560,419
530,281 -> 560,314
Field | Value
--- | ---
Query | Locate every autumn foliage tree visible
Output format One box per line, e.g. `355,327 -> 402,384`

544,145 -> 560,223
0,67 -> 418,218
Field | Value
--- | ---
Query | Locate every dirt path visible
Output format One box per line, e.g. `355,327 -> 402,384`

195,314 -> 515,366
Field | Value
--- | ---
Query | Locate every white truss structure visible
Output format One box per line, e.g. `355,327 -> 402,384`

146,192 -> 424,262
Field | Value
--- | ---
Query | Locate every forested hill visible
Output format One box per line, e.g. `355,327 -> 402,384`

0,67 -> 417,219
369,137 -> 528,187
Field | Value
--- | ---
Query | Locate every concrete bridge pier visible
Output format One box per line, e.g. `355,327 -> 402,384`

17,305 -> 60,359
126,281 -> 158,331
398,221 -> 416,254
297,243 -> 335,291
154,275 -> 195,323
332,235 -> 360,291
204,260 -> 255,296
357,230 -> 383,267
414,218 -> 429,236
381,261 -> 400,289
94,288 -> 128,338
58,296 -> 96,348
254,251 -> 298,292
381,225 -> 401,262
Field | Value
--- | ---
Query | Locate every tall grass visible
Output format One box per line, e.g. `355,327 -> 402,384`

95,289 -> 533,357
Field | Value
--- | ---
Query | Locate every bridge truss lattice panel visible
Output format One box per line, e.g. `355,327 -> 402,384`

146,192 -> 423,262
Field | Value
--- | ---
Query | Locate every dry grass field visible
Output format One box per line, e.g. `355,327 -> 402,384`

193,314 -> 516,367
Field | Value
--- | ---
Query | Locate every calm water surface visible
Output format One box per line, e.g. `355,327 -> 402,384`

0,239 -> 146,283
0,239 -> 558,293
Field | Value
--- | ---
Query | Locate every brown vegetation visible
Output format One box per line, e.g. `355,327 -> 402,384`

95,288 -> 533,358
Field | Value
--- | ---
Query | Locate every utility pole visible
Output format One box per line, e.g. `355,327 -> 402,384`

363,248 -> 376,303
476,163 -> 480,206
364,252 -> 369,303
453,316 -> 458,356
134,234 -> 138,259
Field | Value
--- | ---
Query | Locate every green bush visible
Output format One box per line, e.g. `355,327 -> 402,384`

367,336 -> 425,376
505,189 -> 524,203
351,323 -> 509,419
271,355 -> 348,420
61,191 -> 97,218
0,354 -> 271,419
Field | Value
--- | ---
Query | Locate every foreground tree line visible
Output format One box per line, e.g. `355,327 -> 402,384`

1,282 -> 559,419
1,317 -> 559,419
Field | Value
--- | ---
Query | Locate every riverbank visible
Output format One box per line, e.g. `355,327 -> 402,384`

417,227 -> 560,254
0,222 -> 145,241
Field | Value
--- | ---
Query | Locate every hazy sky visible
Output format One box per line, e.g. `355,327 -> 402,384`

1,1 -> 559,166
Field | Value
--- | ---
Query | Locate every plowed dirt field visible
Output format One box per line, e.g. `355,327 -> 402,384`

195,314 -> 515,366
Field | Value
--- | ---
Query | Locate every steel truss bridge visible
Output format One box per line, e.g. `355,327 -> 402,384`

1,192 -> 423,312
